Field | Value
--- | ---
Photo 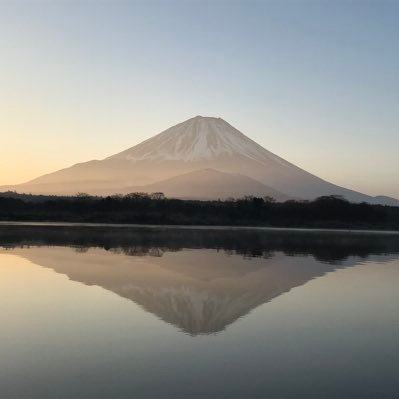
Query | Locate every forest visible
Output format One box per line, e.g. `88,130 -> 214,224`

1,191 -> 399,230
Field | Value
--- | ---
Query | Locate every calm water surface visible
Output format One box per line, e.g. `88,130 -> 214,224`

1,225 -> 399,398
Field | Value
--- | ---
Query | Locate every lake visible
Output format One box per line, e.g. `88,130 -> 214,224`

1,224 -> 399,398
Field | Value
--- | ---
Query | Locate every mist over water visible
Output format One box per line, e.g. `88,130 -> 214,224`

1,225 -> 399,398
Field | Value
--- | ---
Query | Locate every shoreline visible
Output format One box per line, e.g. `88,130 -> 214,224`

1,220 -> 399,235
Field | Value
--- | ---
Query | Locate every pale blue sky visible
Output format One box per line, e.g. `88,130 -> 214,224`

1,0 -> 398,196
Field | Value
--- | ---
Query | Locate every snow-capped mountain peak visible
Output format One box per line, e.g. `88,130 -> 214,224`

109,116 -> 282,162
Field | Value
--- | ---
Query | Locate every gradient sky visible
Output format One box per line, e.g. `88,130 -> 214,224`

1,0 -> 398,197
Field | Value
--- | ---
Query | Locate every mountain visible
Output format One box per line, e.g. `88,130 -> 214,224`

2,115 -> 398,205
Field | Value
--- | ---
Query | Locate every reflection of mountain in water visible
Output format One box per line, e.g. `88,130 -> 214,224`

2,226 -> 399,335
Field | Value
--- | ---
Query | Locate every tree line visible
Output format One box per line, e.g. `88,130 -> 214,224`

1,191 -> 399,230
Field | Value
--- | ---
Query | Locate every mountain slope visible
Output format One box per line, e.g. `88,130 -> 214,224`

2,116 -> 397,205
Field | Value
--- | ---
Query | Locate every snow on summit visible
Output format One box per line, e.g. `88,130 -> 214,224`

109,116 -> 284,163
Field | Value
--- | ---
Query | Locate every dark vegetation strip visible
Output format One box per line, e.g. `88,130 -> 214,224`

1,191 -> 399,230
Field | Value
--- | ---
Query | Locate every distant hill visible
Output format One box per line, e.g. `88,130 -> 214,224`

121,169 -> 292,201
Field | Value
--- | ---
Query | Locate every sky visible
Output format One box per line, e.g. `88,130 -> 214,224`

1,0 -> 398,197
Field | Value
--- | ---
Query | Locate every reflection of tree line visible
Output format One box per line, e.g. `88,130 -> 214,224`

2,225 -> 399,263
1,193 -> 399,229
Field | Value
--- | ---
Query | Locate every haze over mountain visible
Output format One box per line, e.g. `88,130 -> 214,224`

2,116 -> 398,205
